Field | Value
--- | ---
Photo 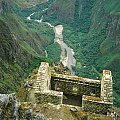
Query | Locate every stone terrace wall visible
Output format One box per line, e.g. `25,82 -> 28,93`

34,62 -> 63,105
35,91 -> 63,105
82,70 -> 113,115
33,63 -> 113,115
82,95 -> 113,115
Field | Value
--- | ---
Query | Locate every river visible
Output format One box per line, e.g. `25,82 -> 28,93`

27,8 -> 76,75
54,25 -> 76,74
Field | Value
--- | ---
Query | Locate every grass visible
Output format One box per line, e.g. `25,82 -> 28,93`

19,41 -> 40,57
46,43 -> 61,63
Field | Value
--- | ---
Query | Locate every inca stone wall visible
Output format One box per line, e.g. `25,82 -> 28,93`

51,73 -> 101,97
82,70 -> 113,114
33,62 -> 63,105
33,62 -> 51,92
35,91 -> 63,105
101,70 -> 113,103
82,95 -> 113,115
34,62 -> 113,115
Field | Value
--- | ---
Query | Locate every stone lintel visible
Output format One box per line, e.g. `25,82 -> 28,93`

52,73 -> 100,84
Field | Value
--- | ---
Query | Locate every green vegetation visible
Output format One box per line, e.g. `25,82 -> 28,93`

25,20 -> 54,47
0,59 -> 22,93
74,0 -> 96,32
0,0 -> 55,93
19,41 -> 40,57
13,0 -> 55,19
62,26 -> 102,79
0,18 -> 24,93
63,22 -> 120,106
25,57 -> 51,75
46,43 -> 61,63
13,0 -> 49,8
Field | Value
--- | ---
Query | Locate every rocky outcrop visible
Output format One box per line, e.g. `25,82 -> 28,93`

90,0 -> 120,54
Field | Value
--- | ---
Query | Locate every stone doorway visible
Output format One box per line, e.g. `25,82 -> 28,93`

63,93 -> 82,107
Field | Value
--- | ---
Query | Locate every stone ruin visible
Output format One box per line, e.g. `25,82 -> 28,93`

82,70 -> 113,114
33,62 -> 63,105
33,62 -> 113,115
0,62 -> 113,119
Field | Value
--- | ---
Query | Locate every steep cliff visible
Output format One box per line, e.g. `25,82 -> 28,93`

0,19 -> 31,93
47,0 -> 76,23
0,0 -> 53,93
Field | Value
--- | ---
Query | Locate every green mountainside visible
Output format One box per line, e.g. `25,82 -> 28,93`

0,0 -> 120,108
0,0 -> 54,93
12,0 -> 48,8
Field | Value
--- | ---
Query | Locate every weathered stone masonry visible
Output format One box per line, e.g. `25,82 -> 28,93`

34,62 -> 113,114
82,70 -> 113,114
51,74 -> 101,97
33,62 -> 63,105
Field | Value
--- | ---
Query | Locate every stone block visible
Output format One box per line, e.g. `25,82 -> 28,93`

82,95 -> 113,115
34,91 -> 63,105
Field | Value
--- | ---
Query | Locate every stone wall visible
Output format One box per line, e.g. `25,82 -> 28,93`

82,70 -> 113,115
33,62 -> 63,105
34,62 -> 51,92
33,63 -> 113,115
101,70 -> 113,103
82,95 -> 113,115
35,91 -> 63,105
51,73 -> 101,97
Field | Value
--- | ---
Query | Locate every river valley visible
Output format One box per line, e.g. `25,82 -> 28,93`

27,6 -> 76,74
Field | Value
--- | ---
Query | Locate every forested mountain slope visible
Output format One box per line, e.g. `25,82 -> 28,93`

0,0 -> 53,93
46,0 -> 120,106
10,0 -> 48,8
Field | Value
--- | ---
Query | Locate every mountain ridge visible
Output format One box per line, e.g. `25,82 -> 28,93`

0,0 -> 53,93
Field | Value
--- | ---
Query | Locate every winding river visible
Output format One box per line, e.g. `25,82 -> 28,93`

27,8 -> 76,75
54,25 -> 76,74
